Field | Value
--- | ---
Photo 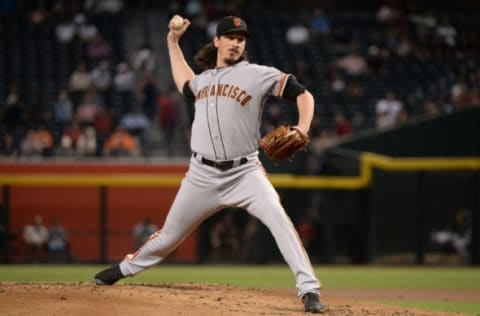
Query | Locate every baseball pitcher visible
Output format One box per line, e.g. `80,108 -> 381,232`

94,15 -> 325,313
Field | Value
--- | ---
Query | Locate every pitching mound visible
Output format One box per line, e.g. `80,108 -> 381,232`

0,282 -> 472,315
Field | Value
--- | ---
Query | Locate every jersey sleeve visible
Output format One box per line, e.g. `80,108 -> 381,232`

254,65 -> 291,97
189,75 -> 199,96
274,72 -> 291,97
282,75 -> 306,101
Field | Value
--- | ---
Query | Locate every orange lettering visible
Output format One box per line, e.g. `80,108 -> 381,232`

240,95 -> 252,106
231,86 -> 239,99
236,90 -> 246,102
227,85 -> 234,97
210,85 -> 216,96
217,84 -> 224,96
222,84 -> 229,96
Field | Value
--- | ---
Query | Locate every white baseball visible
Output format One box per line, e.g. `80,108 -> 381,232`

171,15 -> 184,30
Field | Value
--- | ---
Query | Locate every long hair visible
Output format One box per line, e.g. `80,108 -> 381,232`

194,42 -> 249,71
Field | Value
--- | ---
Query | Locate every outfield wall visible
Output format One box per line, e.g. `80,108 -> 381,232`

0,162 -> 196,263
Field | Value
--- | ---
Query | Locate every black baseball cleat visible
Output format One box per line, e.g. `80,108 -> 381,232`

94,264 -> 124,285
302,292 -> 327,313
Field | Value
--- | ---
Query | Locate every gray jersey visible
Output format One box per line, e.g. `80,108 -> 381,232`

189,61 -> 290,160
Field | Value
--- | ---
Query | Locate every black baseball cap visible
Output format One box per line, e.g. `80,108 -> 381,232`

216,15 -> 250,37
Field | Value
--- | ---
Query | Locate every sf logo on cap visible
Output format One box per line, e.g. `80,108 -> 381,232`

233,17 -> 242,27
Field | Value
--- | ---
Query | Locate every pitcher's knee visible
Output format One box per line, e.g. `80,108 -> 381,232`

144,232 -> 181,254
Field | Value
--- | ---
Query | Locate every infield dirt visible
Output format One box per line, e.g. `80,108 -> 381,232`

0,282 -> 477,315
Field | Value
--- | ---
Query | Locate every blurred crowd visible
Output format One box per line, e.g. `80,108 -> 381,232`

1,0 -> 185,159
1,1 -> 479,165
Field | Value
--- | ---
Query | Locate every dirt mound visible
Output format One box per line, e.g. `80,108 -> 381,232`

0,282 -> 470,315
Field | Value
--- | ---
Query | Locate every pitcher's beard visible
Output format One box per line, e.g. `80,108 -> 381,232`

224,56 -> 239,66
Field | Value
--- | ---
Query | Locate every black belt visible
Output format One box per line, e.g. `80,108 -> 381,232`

193,153 -> 248,171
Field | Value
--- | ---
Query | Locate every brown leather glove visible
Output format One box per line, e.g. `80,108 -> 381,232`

259,125 -> 310,163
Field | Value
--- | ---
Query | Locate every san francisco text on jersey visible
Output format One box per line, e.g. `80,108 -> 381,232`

196,83 -> 252,106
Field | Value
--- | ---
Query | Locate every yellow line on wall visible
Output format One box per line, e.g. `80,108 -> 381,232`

0,153 -> 479,189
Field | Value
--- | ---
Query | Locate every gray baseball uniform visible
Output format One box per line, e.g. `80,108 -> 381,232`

118,61 -> 321,297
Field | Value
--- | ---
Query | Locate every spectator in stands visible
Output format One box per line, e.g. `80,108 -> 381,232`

20,125 -> 53,157
157,88 -> 180,155
3,89 -> 26,134
335,49 -> 367,76
431,208 -> 472,264
55,16 -> 76,43
69,63 -> 92,105
291,59 -> 312,89
333,112 -> 352,136
422,99 -> 441,117
93,107 -> 113,137
48,217 -> 70,262
30,91 -> 51,126
366,45 -> 388,76
306,121 -> 336,175
209,212 -> 241,262
76,15 -> 99,42
0,133 -> 18,157
376,3 -> 403,25
285,19 -> 310,47
59,120 -> 83,155
346,81 -> 366,106
395,35 -> 413,57
206,17 -> 219,40
76,126 -> 98,156
140,74 -> 159,121
450,79 -> 468,109
436,17 -> 457,47
30,8 -> 48,26
53,89 -> 74,129
131,43 -> 156,79
90,60 -> 112,92
409,10 -> 437,32
375,91 -> 403,129
330,70 -> 346,95
397,107 -> 410,125
262,102 -> 287,135
70,64 -> 92,92
75,90 -> 102,126
297,212 -> 319,261
310,8 -> 330,35
114,62 -> 135,92
103,125 -> 140,157
86,0 -> 124,15
86,34 -> 111,61
132,218 -> 158,249
185,0 -> 203,19
465,88 -> 480,107
344,82 -> 368,130
114,62 -> 136,112
59,120 -> 84,155
120,105 -> 150,147
240,217 -> 262,263
23,214 -> 49,263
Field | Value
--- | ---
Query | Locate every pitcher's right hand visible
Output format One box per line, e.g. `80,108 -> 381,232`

167,15 -> 190,42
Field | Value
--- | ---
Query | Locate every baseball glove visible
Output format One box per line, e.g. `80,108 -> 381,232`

259,125 -> 310,163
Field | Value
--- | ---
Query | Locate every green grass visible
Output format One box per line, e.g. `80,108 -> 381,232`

1,265 -> 479,314
1,265 -> 480,289
314,266 -> 480,289
380,300 -> 480,315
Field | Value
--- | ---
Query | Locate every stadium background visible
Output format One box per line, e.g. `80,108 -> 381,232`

0,0 -> 478,266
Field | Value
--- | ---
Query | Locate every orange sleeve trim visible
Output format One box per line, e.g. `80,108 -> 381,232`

276,73 -> 289,97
